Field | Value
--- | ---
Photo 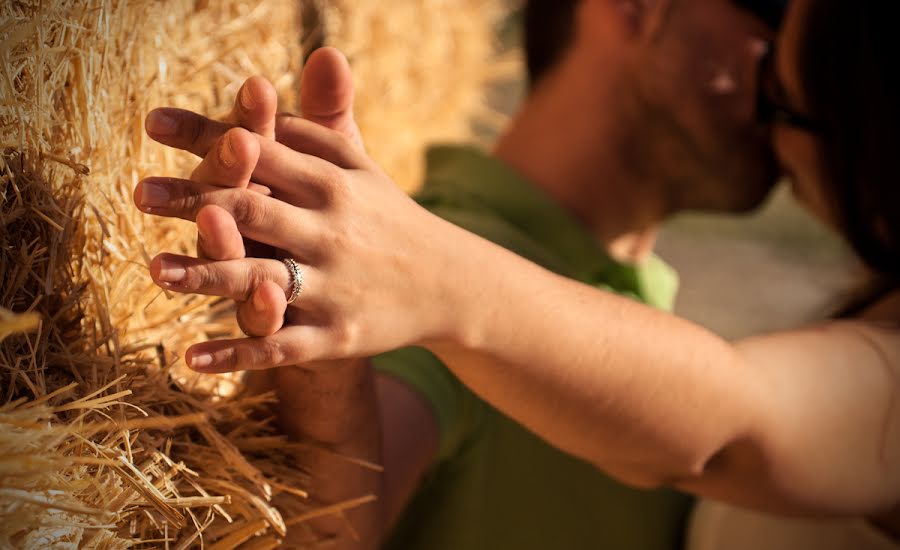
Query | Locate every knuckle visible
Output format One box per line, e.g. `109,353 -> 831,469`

223,347 -> 242,372
318,166 -> 348,205
243,262 -> 271,301
251,340 -> 286,368
187,262 -> 223,293
323,220 -> 355,256
187,115 -> 208,150
230,192 -> 268,229
278,337 -> 307,365
179,262 -> 205,290
330,168 -> 350,197
329,128 -> 354,154
331,319 -> 361,357
169,183 -> 203,218
232,344 -> 259,370
187,192 -> 206,219
269,339 -> 290,366
331,229 -> 352,255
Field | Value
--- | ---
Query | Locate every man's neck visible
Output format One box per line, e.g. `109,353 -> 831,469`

492,63 -> 668,265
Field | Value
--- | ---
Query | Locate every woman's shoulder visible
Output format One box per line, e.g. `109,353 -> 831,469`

687,499 -> 900,550
859,289 -> 900,326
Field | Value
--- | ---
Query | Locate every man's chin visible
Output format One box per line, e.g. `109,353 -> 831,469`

722,153 -> 782,213
727,180 -> 779,213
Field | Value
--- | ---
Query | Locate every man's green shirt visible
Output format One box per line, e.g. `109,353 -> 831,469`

373,145 -> 692,550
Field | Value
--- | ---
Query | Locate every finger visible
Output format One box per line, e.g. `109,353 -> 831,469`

187,325 -> 330,373
251,133 -> 358,206
224,76 -> 278,139
247,183 -> 272,196
135,178 -> 320,256
196,205 -> 245,261
149,253 -> 299,303
190,127 -> 260,189
299,47 -> 364,151
193,137 -> 270,260
236,281 -> 288,337
275,115 -> 371,170
145,112 -> 348,204
145,108 -> 231,159
231,137 -> 348,206
144,77 -> 276,159
170,111 -> 265,260
147,107 -> 361,171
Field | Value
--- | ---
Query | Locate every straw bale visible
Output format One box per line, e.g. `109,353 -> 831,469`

1,0 -> 515,546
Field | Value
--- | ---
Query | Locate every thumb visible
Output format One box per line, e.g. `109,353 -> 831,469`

227,76 -> 278,139
298,47 -> 364,151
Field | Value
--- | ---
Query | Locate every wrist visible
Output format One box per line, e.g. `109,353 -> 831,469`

417,219 -> 503,355
272,359 -> 376,445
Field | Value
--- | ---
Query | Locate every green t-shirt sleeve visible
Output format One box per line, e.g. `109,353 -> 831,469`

372,347 -> 484,463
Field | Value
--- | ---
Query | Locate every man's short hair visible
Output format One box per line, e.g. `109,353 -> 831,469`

731,0 -> 789,28
522,0 -> 789,87
523,0 -> 579,87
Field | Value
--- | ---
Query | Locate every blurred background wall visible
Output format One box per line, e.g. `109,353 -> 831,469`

659,188 -> 859,339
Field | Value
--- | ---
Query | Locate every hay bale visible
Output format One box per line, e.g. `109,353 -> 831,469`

2,2 -> 308,546
318,0 -> 517,191
0,0 -> 515,546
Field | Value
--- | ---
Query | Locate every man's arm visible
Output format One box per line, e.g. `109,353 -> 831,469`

376,373 -> 440,529
147,48 -> 434,545
266,363 -> 437,548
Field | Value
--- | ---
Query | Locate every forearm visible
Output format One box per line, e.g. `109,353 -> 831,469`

425,238 -> 900,514
265,361 -> 384,549
428,241 -> 758,486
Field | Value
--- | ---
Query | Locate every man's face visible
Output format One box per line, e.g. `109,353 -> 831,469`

626,0 -> 779,213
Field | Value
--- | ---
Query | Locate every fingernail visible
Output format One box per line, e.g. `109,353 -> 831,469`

218,132 -> 236,168
253,290 -> 266,313
157,257 -> 186,283
147,110 -> 179,136
139,181 -> 170,208
240,85 -> 256,111
190,352 -> 214,371
197,223 -> 208,245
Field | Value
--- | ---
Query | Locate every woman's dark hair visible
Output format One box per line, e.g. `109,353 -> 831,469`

799,1 -> 900,280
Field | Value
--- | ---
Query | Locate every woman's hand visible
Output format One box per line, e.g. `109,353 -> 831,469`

136,108 -> 474,373
143,54 -> 390,547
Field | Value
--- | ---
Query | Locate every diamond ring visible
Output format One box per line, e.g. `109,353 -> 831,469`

282,258 -> 304,304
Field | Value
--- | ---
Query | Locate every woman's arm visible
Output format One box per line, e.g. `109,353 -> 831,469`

430,242 -> 900,515
141,105 -> 900,517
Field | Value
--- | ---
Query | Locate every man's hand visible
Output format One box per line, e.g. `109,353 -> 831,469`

136,50 -> 463,371
134,131 -> 454,370
141,48 -> 385,548
143,47 -> 366,338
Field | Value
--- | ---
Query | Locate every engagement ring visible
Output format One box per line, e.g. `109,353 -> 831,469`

283,258 -> 304,304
